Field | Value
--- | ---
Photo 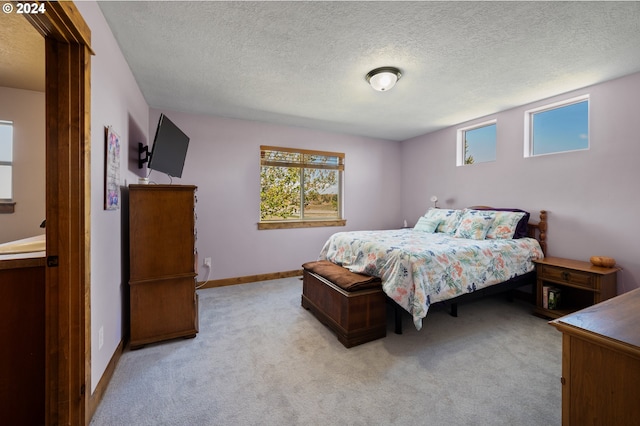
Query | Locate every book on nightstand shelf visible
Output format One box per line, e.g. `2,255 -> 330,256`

548,288 -> 561,310
543,285 -> 550,309
542,285 -> 561,309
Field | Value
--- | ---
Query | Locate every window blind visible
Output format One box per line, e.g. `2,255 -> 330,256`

260,145 -> 344,171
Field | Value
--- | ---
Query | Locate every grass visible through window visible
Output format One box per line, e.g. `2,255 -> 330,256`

260,146 -> 343,224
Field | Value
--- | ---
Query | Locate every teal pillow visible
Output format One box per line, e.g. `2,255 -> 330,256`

414,216 -> 442,233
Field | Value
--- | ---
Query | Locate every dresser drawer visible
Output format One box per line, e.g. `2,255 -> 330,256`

538,264 -> 594,289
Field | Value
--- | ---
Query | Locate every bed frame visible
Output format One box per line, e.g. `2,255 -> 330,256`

390,209 -> 547,334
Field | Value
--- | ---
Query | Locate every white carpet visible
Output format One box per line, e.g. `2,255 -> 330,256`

90,277 -> 561,425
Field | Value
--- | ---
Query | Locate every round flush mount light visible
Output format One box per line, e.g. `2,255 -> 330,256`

366,66 -> 402,91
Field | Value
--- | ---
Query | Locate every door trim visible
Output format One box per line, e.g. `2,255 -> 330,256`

23,2 -> 92,424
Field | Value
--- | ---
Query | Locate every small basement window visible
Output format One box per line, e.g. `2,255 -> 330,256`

456,120 -> 497,166
0,121 -> 14,213
525,95 -> 589,157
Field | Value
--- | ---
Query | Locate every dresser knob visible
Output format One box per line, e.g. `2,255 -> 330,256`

561,271 -> 570,281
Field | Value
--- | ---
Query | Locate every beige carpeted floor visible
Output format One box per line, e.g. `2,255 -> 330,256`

90,277 -> 562,425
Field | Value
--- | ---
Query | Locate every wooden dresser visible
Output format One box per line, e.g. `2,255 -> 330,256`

550,288 -> 640,426
129,184 -> 199,348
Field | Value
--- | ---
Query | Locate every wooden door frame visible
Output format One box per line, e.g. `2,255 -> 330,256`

23,2 -> 92,424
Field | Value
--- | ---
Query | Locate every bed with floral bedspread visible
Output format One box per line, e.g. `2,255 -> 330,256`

318,208 -> 546,330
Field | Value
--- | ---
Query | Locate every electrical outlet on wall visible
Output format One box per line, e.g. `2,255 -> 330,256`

204,257 -> 211,267
98,326 -> 104,350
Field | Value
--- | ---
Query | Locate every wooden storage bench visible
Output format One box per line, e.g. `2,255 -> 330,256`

301,260 -> 386,348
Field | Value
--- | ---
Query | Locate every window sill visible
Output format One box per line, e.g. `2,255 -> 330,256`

258,219 -> 346,230
0,202 -> 16,214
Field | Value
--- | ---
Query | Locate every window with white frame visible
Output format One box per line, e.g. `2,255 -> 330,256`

0,121 -> 13,201
525,95 -> 589,157
259,145 -> 345,229
456,120 -> 497,166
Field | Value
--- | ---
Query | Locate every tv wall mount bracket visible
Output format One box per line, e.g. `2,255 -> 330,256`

138,142 -> 151,169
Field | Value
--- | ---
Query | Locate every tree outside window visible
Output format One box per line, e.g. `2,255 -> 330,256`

259,146 -> 344,228
457,120 -> 497,166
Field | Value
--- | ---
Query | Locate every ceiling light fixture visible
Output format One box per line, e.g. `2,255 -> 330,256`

366,66 -> 402,91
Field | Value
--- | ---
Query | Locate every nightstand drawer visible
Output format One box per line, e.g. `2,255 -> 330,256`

539,264 -> 594,288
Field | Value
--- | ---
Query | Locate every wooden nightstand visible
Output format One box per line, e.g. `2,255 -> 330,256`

533,257 -> 619,319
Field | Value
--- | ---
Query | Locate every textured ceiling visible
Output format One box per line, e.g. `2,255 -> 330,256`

95,1 -> 639,141
0,11 -> 44,92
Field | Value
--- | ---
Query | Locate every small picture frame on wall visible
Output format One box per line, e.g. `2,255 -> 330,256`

104,126 -> 121,210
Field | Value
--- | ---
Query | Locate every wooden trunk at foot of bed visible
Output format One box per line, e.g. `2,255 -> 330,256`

301,270 -> 387,348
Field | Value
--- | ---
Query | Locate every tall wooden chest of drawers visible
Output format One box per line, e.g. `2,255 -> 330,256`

129,184 -> 199,348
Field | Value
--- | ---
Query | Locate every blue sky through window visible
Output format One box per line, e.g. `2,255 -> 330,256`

0,122 -> 12,200
532,100 -> 588,155
0,122 -> 12,162
465,123 -> 496,164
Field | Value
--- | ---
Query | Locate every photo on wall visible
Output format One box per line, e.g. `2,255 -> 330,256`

104,126 -> 121,210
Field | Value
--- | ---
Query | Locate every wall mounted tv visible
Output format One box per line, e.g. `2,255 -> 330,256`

146,114 -> 190,178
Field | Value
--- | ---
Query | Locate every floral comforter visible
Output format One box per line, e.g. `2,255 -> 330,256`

318,229 -> 544,330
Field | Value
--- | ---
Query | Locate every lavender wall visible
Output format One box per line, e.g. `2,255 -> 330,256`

0,87 -> 45,243
401,71 -> 640,294
74,1 -> 150,392
148,109 -> 403,281
80,0 -> 402,394
76,0 -> 640,397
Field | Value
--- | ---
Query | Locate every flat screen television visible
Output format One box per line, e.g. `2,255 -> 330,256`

148,114 -> 190,178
